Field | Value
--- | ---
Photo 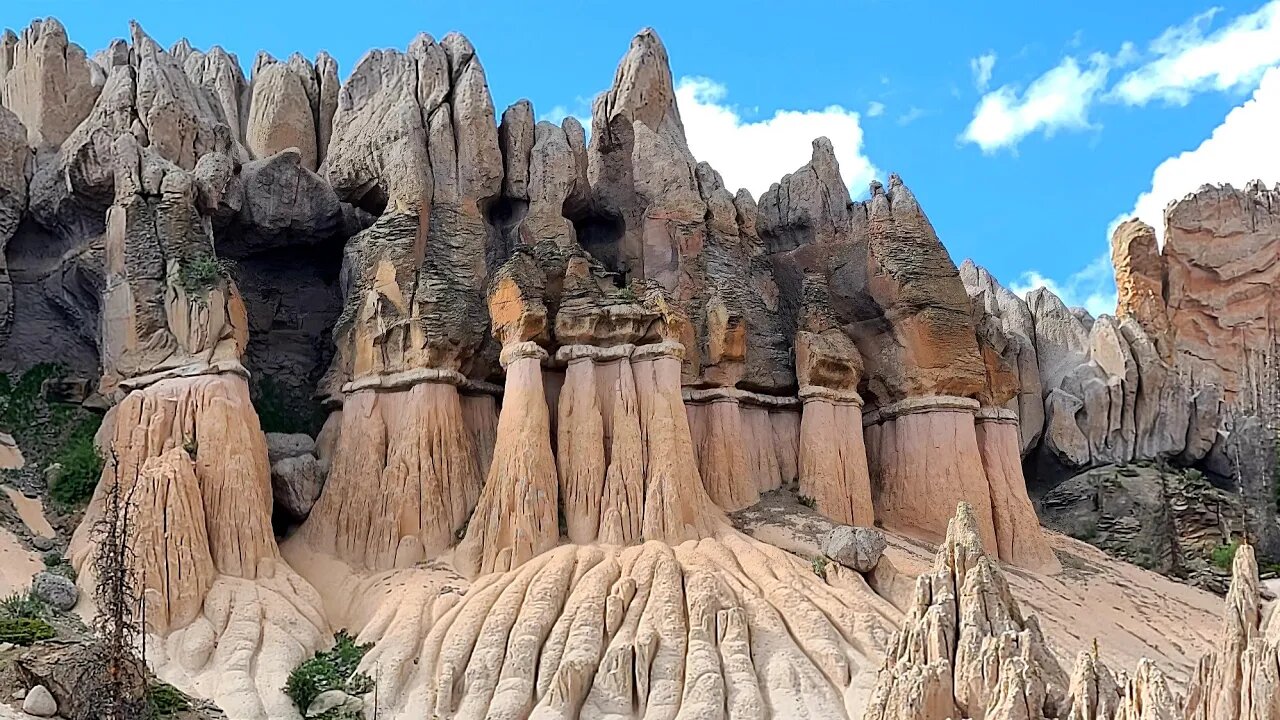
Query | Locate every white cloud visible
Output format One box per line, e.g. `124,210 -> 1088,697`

1010,252 -> 1117,318
866,101 -> 885,118
897,106 -> 926,126
896,105 -> 926,124
971,52 -> 997,90
961,53 -> 1110,153
675,76 -> 878,198
1122,65 -> 1280,244
1112,1 -> 1280,106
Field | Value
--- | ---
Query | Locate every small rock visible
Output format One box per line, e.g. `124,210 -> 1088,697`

12,687 -> 24,699
31,571 -> 78,611
820,526 -> 887,573
305,689 -> 351,718
40,378 -> 90,404
22,684 -> 56,717
266,432 -> 315,463
42,464 -> 62,488
31,536 -> 55,552
0,642 -> 16,653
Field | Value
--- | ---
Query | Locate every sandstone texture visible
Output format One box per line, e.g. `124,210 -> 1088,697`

0,16 -> 1271,720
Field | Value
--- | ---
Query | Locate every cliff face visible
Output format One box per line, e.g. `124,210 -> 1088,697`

0,16 -> 1269,720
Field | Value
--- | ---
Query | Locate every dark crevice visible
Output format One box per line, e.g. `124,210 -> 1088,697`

566,206 -> 627,285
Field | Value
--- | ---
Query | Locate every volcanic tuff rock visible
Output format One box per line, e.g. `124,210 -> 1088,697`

2,15 -> 1268,720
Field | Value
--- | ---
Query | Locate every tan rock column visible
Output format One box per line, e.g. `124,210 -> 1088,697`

976,407 -> 1059,571
799,386 -> 874,527
298,369 -> 482,570
684,388 -> 756,512
866,396 -> 999,552
458,342 -> 560,576
631,342 -> 726,543
556,346 -> 607,543
554,344 -> 648,545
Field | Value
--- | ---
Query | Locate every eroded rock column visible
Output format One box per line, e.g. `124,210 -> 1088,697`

865,396 -> 999,552
800,386 -> 874,527
975,407 -> 1059,571
684,388 -> 756,512
68,136 -> 325,720
298,372 -> 482,570
457,341 -> 559,576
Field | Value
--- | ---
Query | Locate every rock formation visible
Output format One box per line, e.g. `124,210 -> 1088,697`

15,15 -> 1278,720
1184,543 -> 1280,720
862,502 -> 1069,720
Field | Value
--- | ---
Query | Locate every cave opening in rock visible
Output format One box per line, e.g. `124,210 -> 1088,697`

215,226 -> 349,437
483,194 -> 529,272
568,208 -> 627,286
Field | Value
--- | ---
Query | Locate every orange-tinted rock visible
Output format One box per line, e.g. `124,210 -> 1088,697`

1163,182 -> 1279,404
976,409 -> 1059,572
299,381 -> 482,570
458,342 -> 559,576
685,396 -> 756,511
799,389 -> 874,527
1111,219 -> 1170,357
865,397 -> 998,553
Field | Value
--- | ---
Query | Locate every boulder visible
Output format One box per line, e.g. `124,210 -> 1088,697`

271,454 -> 325,518
30,571 -> 77,611
265,432 -> 315,463
819,525 -> 885,572
22,683 -> 56,717
245,58 -> 318,169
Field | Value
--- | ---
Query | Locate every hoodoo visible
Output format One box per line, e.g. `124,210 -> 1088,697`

0,14 -> 1273,720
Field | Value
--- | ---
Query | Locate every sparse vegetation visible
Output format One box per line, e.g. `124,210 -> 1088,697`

797,494 -> 816,508
811,555 -> 829,580
177,254 -> 235,296
0,588 -> 53,646
1212,539 -> 1242,570
43,553 -> 77,582
284,630 -> 374,718
253,376 -> 326,436
147,680 -> 193,717
49,413 -> 103,508
0,588 -> 46,620
0,617 -> 55,645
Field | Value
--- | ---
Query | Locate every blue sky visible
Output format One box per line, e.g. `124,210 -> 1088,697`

8,0 -> 1280,315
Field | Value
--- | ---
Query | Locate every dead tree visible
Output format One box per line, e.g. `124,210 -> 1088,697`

86,448 -> 150,720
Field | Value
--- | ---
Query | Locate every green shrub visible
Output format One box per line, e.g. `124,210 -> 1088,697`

178,254 -> 235,296
0,617 -> 54,645
1212,539 -> 1242,570
148,681 -> 192,717
253,376 -> 326,436
42,553 -> 76,582
0,589 -> 46,620
811,555 -> 829,580
284,630 -> 374,715
0,364 -> 61,430
49,414 -> 103,508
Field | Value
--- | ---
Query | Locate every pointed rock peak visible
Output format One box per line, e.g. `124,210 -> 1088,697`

1224,541 -> 1262,638
869,178 -> 885,196
170,38 -> 193,57
129,20 -> 159,54
26,17 -> 67,41
601,27 -> 683,138
885,171 -> 926,218
441,32 -> 477,75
